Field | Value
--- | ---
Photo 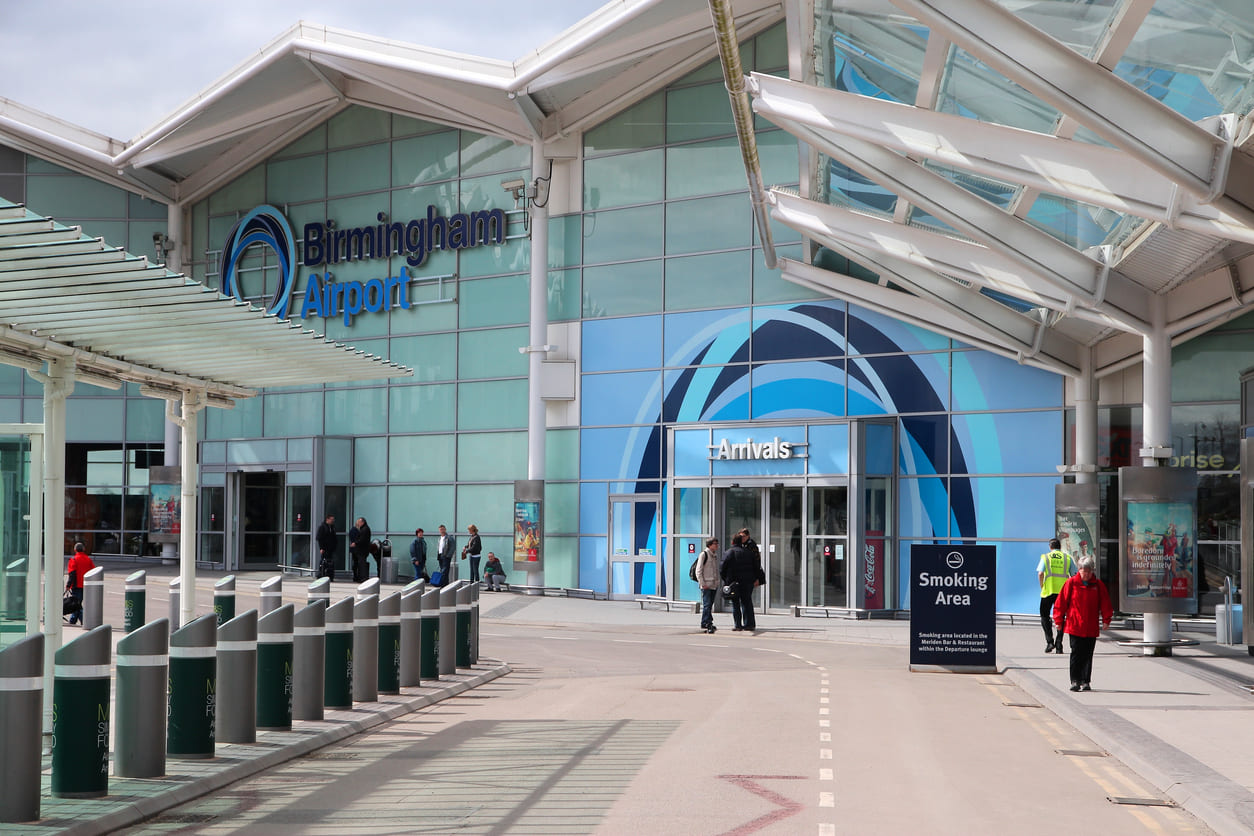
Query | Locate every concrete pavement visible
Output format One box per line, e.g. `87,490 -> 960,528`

10,563 -> 1254,835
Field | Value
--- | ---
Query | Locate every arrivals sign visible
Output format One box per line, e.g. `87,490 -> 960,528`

218,204 -> 507,326
909,544 -> 996,671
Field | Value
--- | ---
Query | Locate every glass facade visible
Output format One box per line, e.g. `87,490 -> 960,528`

0,16 -> 1249,616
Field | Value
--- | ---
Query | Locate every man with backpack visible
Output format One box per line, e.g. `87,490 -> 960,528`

693,537 -> 720,634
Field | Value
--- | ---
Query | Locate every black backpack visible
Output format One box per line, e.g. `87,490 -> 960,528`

689,549 -> 704,581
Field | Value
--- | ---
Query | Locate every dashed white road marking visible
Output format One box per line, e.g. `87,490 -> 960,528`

819,792 -> 835,807
820,768 -> 833,781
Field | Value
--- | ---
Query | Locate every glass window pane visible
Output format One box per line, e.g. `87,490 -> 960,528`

208,165 -> 265,215
548,269 -> 581,322
263,392 -> 322,436
354,436 -> 388,484
389,434 -> 455,482
458,380 -> 527,430
390,334 -> 457,381
392,130 -> 459,186
387,485 -> 453,534
583,205 -> 663,265
267,156 -> 326,204
327,387 -> 386,435
665,250 -> 751,311
549,214 -> 581,269
68,399 -> 124,441
461,133 -> 529,177
126,398 -> 165,442
327,143 -> 389,197
585,92 -> 665,156
583,315 -> 663,372
951,351 -> 1063,411
459,277 -> 529,328
457,483 -> 514,532
458,431 -> 526,481
666,82 -> 732,144
546,428 -> 580,481
390,383 -> 455,433
665,194 -> 750,255
459,327 -> 528,379
1172,330 -> 1254,403
586,149 -> 664,208
666,137 -> 747,199
327,106 -> 390,148
583,260 -> 663,317
582,371 -> 663,426
27,173 -> 127,219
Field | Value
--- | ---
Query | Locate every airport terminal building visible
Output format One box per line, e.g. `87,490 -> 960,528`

0,0 -> 1250,620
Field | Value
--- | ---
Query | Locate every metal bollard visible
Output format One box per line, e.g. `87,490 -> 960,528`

51,624 -> 111,798
124,570 -> 146,634
0,633 -> 43,822
2,557 -> 25,619
168,614 -> 217,759
455,581 -> 472,668
399,580 -> 424,687
257,604 -> 294,731
168,577 -> 181,632
471,582 -> 480,664
438,583 -> 457,676
420,586 -> 440,681
352,593 -> 379,703
308,576 -> 330,607
356,577 -> 380,601
82,565 -> 105,630
259,575 -> 282,617
293,600 -> 326,721
115,618 -> 169,778
216,610 -> 258,744
324,597 -> 354,709
378,591 -> 401,695
214,576 -> 236,626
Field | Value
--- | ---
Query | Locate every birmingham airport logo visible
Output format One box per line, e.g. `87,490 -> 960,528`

219,203 -> 507,326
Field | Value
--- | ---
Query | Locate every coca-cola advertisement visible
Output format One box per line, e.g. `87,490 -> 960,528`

863,530 -> 884,609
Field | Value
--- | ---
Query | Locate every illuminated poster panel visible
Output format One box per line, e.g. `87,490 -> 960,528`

513,479 -> 543,571
1119,467 -> 1198,615
148,466 -> 181,544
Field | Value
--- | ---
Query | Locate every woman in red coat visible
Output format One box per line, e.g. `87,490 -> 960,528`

1053,555 -> 1112,692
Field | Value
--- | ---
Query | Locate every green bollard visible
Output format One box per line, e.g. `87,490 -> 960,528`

419,587 -> 440,681
257,604 -> 294,731
378,591 -> 401,695
124,570 -> 146,634
214,575 -> 236,626
455,582 -> 472,668
324,597 -> 354,709
168,614 -> 217,759
51,625 -> 112,798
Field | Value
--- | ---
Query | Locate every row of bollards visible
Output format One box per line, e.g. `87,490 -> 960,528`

0,576 -> 481,823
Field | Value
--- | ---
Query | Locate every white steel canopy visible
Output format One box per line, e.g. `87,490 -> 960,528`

0,199 -> 411,396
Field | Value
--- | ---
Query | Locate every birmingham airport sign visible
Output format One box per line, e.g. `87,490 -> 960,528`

219,204 -> 506,326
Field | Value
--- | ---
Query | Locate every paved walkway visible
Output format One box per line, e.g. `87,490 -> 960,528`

8,565 -> 1254,835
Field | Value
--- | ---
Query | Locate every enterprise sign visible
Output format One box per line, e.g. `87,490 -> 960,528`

219,204 -> 507,326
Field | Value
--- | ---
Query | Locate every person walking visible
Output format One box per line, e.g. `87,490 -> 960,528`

694,537 -> 720,633
64,542 -> 95,625
410,528 -> 430,581
483,552 -> 507,590
1053,555 -> 1112,692
1037,538 -> 1075,653
349,517 -> 372,583
315,514 -> 338,580
462,524 -> 483,582
721,529 -> 765,632
436,524 -> 457,584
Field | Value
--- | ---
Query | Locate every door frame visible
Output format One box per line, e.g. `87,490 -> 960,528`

607,493 -> 660,600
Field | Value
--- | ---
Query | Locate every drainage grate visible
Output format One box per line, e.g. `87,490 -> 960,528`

645,688 -> 694,693
152,813 -> 217,824
1002,701 -> 1043,708
305,752 -> 360,761
1108,796 -> 1177,808
1057,749 -> 1108,757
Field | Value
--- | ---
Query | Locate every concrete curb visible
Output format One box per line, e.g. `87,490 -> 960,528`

50,662 -> 510,836
999,655 -> 1254,836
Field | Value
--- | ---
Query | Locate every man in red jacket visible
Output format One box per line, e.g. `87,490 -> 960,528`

1053,555 -> 1112,692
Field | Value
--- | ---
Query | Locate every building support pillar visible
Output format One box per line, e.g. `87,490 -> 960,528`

1141,294 -> 1172,652
525,141 -> 549,589
162,204 -> 182,567
1073,347 -> 1097,485
177,392 -> 205,629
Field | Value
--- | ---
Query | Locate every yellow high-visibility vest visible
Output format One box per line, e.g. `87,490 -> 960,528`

1040,550 -> 1073,597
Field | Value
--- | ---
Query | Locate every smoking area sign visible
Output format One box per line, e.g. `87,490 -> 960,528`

909,544 -> 997,672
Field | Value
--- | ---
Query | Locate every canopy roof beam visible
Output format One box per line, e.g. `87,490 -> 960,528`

750,73 -> 1254,243
889,0 -> 1254,211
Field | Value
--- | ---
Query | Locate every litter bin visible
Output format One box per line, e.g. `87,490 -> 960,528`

1217,604 -> 1244,644
380,538 -> 397,584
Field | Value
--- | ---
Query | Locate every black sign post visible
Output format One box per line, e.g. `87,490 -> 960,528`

909,544 -> 997,672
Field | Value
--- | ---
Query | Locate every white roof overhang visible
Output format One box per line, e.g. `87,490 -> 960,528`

0,200 -> 411,399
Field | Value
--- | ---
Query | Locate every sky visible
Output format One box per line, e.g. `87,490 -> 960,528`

0,0 -> 608,139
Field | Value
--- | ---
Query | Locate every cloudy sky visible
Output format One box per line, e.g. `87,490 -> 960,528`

0,0 -> 608,139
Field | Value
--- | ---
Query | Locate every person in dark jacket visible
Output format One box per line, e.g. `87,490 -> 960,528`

721,528 -> 766,632
461,524 -> 483,582
1053,555 -> 1112,692
410,528 -> 429,581
315,515 -> 338,580
349,517 -> 372,583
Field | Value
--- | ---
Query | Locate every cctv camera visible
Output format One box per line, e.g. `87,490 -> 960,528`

501,178 -> 526,192
153,232 -> 164,244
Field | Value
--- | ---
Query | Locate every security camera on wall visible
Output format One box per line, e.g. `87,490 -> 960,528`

501,178 -> 525,191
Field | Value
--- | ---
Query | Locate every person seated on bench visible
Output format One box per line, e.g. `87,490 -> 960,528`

483,552 -> 507,591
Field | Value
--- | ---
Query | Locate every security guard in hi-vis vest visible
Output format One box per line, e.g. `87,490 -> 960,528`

1037,538 -> 1076,653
